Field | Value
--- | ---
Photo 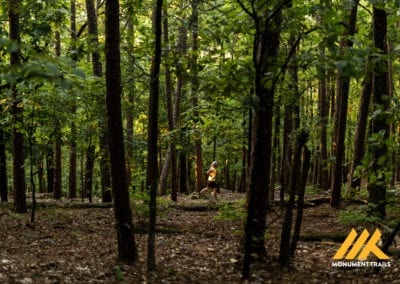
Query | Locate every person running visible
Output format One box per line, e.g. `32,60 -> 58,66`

200,161 -> 218,201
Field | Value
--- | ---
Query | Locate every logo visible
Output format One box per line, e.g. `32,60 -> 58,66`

331,228 -> 390,268
333,228 -> 388,260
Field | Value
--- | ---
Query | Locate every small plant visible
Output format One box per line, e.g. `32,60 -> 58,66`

114,265 -> 126,284
305,185 -> 322,195
213,198 -> 246,222
130,190 -> 171,222
338,205 -> 381,226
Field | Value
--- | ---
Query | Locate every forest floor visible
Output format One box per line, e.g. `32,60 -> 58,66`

0,189 -> 400,283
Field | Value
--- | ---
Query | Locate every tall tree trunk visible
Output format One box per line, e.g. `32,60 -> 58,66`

46,150 -> 54,194
318,62 -> 329,191
279,131 -> 308,266
53,32 -> 62,200
86,0 -> 112,203
68,0 -> 78,199
105,0 -> 138,262
270,101 -> 281,200
68,121 -> 78,199
38,160 -> 45,194
176,23 -> 188,196
367,5 -> 389,219
0,127 -> 7,202
330,0 -> 358,208
125,20 -> 135,188
146,0 -> 163,271
242,6 -> 283,279
190,0 -> 203,193
9,0 -> 26,213
84,143 -> 95,202
53,123 -> 62,200
159,6 -> 174,196
279,34 -> 300,201
349,74 -> 372,191
317,0 -> 332,193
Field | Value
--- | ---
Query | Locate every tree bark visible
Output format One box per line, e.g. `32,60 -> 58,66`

125,20 -> 135,188
9,0 -> 26,213
367,6 -> 389,219
53,123 -> 62,200
242,5 -> 283,278
105,0 -> 138,262
53,32 -> 62,200
68,0 -> 78,199
349,74 -> 372,191
172,24 -> 187,199
159,6 -> 174,197
46,150 -> 54,194
84,143 -> 95,202
85,0 -> 112,203
290,145 -> 311,257
279,131 -> 308,266
0,127 -> 7,202
146,0 -> 163,270
190,0 -> 203,193
330,0 -> 359,208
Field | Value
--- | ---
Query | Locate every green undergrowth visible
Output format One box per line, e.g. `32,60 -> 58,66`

213,198 -> 246,222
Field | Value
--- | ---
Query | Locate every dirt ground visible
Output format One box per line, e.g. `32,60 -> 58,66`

0,191 -> 399,283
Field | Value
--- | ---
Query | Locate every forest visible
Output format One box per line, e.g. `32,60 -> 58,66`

1,0 -> 400,282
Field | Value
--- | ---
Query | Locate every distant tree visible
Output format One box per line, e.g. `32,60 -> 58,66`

9,0 -> 27,213
105,0 -> 138,261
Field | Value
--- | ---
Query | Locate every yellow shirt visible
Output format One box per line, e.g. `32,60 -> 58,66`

207,166 -> 216,182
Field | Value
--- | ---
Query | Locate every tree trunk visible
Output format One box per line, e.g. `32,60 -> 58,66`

367,5 -> 389,219
318,63 -> 329,191
84,143 -> 95,202
172,24 -> 187,200
0,127 -> 7,202
330,0 -> 358,208
146,0 -> 163,270
279,131 -> 308,266
68,121 -> 77,199
124,19 -> 135,188
85,0 -> 112,203
53,32 -> 62,200
242,6 -> 283,279
68,0 -> 78,199
53,125 -> 62,200
9,0 -> 26,213
105,0 -> 138,262
159,6 -> 174,197
270,101 -> 281,200
349,74 -> 372,191
38,160 -> 45,193
46,150 -> 54,194
290,145 -> 311,257
190,0 -> 203,193
315,0 -> 331,192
